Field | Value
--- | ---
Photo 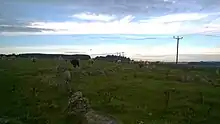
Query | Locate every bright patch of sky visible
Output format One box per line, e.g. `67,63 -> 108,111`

1,0 -> 220,61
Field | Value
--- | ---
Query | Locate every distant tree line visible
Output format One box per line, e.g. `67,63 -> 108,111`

94,55 -> 131,62
188,61 -> 220,66
0,53 -> 91,60
0,53 -> 132,62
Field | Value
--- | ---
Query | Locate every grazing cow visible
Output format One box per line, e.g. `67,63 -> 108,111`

138,61 -> 150,68
31,58 -> 36,62
144,61 -> 150,65
144,61 -> 150,68
63,70 -> 72,92
56,64 -> 67,73
1,56 -> 6,60
152,64 -> 156,68
129,60 -> 134,64
137,61 -> 144,68
117,60 -> 121,63
138,62 -> 144,68
191,65 -> 196,69
8,56 -> 16,60
216,68 -> 220,75
64,70 -> 71,83
58,56 -> 64,60
70,59 -> 80,68
88,59 -> 94,64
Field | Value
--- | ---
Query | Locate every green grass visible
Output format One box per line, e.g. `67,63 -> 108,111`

1,58 -> 220,124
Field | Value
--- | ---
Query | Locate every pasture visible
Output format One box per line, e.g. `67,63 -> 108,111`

1,58 -> 220,124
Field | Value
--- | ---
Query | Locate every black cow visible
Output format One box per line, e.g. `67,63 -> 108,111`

70,59 -> 80,68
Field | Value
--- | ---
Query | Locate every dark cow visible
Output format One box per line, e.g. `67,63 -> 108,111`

70,59 -> 80,68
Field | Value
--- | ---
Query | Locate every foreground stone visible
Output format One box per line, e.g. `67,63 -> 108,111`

67,91 -> 91,115
67,91 -> 121,124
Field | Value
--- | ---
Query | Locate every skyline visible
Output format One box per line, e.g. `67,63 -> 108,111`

1,0 -> 220,61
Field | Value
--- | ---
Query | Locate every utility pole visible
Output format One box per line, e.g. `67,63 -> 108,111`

122,52 -> 125,57
116,52 -> 118,56
173,36 -> 183,64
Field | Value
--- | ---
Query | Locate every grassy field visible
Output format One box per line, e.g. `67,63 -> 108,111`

1,58 -> 220,124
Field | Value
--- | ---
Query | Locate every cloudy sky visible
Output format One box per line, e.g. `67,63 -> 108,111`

1,0 -> 220,61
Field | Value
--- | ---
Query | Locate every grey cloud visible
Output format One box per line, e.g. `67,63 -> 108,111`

2,0 -> 220,15
0,18 -> 34,27
1,0 -> 220,33
10,0 -> 219,16
0,25 -> 54,32
56,0 -> 220,15
0,18 -> 53,33
2,0 -> 220,16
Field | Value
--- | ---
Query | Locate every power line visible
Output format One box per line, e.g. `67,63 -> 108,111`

181,29 -> 220,37
202,34 -> 220,37
131,37 -> 172,40
183,32 -> 220,37
99,36 -> 172,40
173,36 -> 183,64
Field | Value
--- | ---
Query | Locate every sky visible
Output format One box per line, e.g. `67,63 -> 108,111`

0,0 -> 220,61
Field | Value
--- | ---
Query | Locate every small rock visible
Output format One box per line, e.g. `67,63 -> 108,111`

85,110 -> 119,124
137,120 -> 144,124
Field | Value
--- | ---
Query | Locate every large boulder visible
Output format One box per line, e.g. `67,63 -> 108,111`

67,91 -> 91,115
